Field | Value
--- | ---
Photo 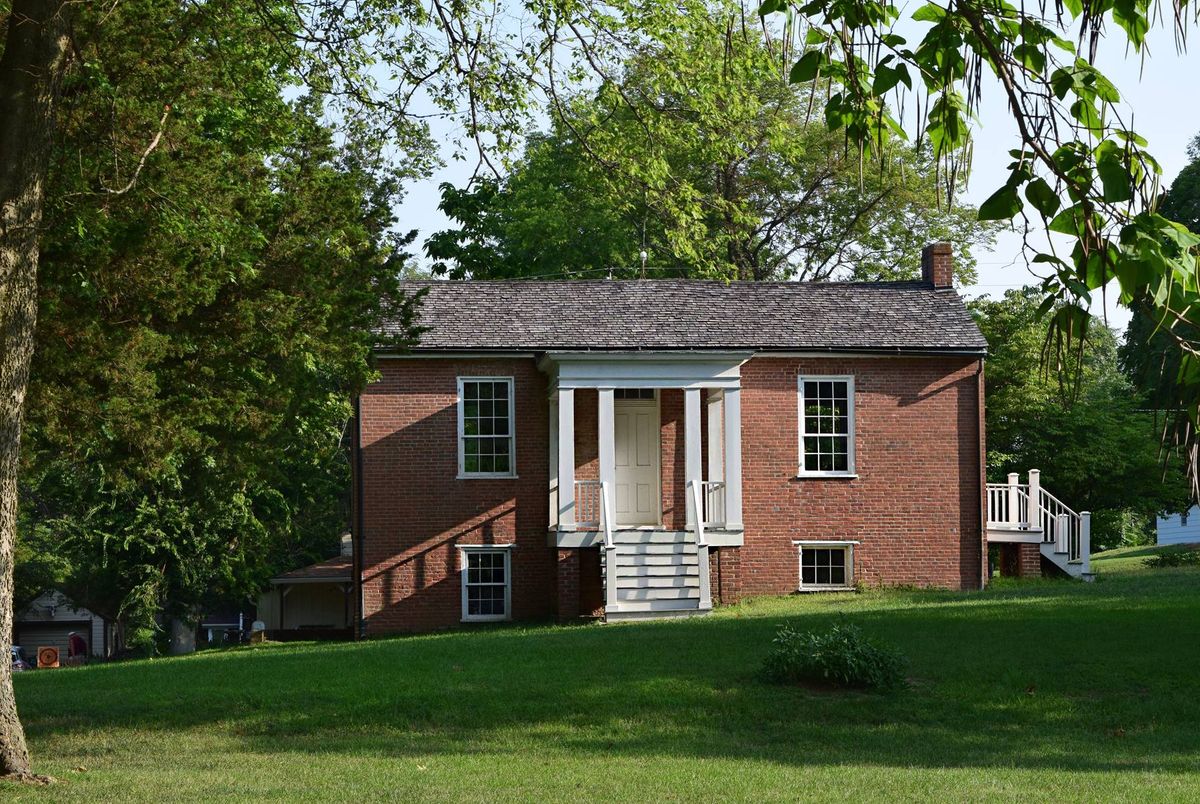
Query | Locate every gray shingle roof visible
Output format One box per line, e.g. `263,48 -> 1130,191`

384,280 -> 987,354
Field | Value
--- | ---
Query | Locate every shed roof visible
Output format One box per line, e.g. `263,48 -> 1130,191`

383,280 -> 987,354
271,556 -> 353,585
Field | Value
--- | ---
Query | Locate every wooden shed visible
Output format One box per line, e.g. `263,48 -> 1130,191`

257,555 -> 354,640
14,590 -> 114,663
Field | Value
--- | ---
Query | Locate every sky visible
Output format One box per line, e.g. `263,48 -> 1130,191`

391,18 -> 1200,336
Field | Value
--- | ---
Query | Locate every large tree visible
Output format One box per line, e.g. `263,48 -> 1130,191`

0,0 -> 426,778
428,21 -> 992,282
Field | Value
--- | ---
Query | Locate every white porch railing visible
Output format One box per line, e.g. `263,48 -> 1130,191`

986,470 -> 1091,571
986,482 -> 1030,527
701,480 -> 726,528
574,479 -> 602,529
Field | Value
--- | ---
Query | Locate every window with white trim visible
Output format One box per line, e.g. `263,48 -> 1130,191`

797,376 -> 855,475
796,542 -> 855,590
458,377 -> 515,477
460,547 -> 512,621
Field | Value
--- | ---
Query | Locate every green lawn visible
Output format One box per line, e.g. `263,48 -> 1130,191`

7,549 -> 1200,801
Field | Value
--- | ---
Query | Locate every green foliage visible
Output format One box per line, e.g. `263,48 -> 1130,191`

1121,134 -> 1200,486
16,0 -> 421,647
1144,549 -> 1200,568
762,622 -> 907,691
427,7 -> 993,282
972,288 -> 1189,550
759,0 -> 1200,489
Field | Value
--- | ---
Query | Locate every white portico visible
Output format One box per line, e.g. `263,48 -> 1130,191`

541,351 -> 748,620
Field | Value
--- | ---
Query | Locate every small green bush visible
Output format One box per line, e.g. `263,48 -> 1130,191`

762,623 -> 907,691
1145,550 -> 1200,569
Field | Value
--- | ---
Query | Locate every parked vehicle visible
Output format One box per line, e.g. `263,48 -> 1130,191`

11,645 -> 31,672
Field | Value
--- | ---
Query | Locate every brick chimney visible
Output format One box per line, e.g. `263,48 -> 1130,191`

921,242 -> 954,288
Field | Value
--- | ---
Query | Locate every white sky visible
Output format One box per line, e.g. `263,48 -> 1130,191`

391,18 -> 1200,336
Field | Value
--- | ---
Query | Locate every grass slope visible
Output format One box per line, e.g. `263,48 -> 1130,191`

7,554 -> 1200,801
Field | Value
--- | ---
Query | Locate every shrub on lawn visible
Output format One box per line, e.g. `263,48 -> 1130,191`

1144,550 -> 1200,568
763,623 -> 906,692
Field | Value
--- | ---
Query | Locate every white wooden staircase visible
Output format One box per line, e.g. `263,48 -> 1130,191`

601,530 -> 710,621
595,480 -> 714,622
986,470 -> 1094,580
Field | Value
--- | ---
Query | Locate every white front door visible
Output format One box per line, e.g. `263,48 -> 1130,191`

614,394 -> 661,526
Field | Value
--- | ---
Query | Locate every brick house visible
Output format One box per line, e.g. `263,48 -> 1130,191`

350,244 -> 1084,635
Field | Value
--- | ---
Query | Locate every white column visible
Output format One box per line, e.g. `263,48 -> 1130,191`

1027,469 -> 1041,531
684,387 -> 703,528
548,394 -> 559,529
598,388 -> 616,529
557,388 -> 575,530
1007,472 -> 1020,526
723,386 -> 743,530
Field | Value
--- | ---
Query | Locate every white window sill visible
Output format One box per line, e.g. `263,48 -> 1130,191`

795,472 -> 858,480
457,473 -> 519,480
796,586 -> 855,593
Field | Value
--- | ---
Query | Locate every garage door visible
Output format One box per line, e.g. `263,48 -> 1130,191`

15,623 -> 89,664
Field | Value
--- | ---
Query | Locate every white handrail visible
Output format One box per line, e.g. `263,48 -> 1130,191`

600,479 -> 617,610
687,479 -> 713,609
599,480 -> 614,550
688,480 -> 707,548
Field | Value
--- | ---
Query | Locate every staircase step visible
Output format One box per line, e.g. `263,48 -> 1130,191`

618,587 -> 700,601
617,553 -> 699,567
614,543 -> 696,556
608,564 -> 700,579
611,530 -> 691,545
608,598 -> 704,613
616,575 -> 697,589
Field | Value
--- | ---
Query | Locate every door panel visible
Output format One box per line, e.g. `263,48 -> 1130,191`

614,398 -> 660,526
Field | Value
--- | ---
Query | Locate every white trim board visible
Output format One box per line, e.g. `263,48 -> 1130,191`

541,352 -> 749,390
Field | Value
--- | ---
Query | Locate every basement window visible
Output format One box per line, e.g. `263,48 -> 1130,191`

794,541 -> 857,591
459,546 -> 512,622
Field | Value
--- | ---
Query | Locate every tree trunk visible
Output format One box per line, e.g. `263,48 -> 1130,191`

0,0 -> 71,780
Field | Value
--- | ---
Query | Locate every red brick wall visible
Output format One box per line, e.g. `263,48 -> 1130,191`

357,353 -> 985,633
737,356 -> 985,595
357,358 -> 555,633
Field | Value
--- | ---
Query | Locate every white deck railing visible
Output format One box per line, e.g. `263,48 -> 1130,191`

986,470 -> 1090,570
987,482 -> 1030,527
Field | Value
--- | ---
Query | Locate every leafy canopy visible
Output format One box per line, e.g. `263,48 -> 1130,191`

426,11 -> 993,282
758,0 -> 1200,487
14,0 -> 421,645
